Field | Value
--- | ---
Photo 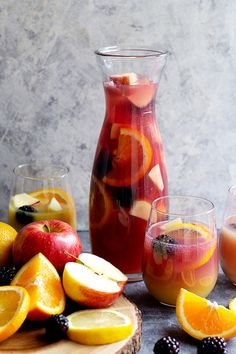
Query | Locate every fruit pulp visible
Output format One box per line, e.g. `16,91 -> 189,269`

142,221 -> 218,306
8,188 -> 77,231
89,76 -> 168,278
220,216 -> 236,284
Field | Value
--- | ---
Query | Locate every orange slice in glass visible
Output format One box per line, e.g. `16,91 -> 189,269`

181,270 -> 197,287
0,286 -> 30,342
103,128 -> 152,187
29,187 -> 77,228
163,222 -> 216,271
29,187 -> 75,208
89,176 -> 112,229
176,288 -> 236,339
11,253 -> 66,321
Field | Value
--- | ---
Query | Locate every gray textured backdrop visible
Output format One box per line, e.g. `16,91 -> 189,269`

1,0 -> 236,229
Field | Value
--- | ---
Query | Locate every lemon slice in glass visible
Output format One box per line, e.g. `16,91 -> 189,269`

67,309 -> 133,345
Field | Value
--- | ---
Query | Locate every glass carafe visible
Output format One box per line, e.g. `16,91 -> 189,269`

89,46 -> 168,281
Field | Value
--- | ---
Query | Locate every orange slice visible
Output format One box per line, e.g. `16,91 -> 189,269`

176,288 -> 236,340
11,253 -> 66,321
164,222 -> 210,239
29,187 -> 75,207
89,176 -> 112,229
29,187 -> 77,228
103,128 -> 152,187
181,270 -> 196,287
0,286 -> 30,342
164,222 -> 216,271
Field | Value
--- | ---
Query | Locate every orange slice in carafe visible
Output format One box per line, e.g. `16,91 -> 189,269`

103,127 -> 152,187
89,176 -> 112,229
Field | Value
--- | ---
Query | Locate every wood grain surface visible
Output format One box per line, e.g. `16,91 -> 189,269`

0,295 -> 141,354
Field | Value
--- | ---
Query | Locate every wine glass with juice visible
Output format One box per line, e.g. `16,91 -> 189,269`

8,163 -> 76,231
142,195 -> 218,306
220,185 -> 236,284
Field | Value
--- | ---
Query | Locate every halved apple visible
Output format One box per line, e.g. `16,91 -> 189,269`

62,262 -> 122,308
78,253 -> 127,292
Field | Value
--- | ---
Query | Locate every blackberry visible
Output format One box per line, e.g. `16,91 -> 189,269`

197,337 -> 227,354
152,234 -> 177,257
153,336 -> 180,354
45,314 -> 69,341
0,266 -> 17,285
16,205 -> 37,225
114,187 -> 134,208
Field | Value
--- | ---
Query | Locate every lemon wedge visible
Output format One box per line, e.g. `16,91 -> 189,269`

67,309 -> 133,345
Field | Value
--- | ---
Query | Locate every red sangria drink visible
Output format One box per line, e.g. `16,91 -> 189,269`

89,47 -> 168,280
142,196 -> 218,306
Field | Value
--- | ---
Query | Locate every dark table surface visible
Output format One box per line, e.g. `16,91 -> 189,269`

80,231 -> 236,354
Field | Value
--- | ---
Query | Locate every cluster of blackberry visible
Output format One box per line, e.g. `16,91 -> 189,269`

45,314 -> 69,341
0,265 -> 17,285
153,336 -> 227,354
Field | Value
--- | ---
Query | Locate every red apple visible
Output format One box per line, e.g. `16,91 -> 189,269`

12,219 -> 82,273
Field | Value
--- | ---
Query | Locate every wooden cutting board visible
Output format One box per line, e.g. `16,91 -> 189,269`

0,295 -> 142,354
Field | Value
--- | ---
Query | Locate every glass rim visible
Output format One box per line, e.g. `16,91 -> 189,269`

95,46 -> 169,58
13,163 -> 70,181
151,195 -> 215,218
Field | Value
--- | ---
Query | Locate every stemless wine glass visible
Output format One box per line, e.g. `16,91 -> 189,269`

219,185 -> 236,284
142,195 -> 218,306
8,163 -> 77,231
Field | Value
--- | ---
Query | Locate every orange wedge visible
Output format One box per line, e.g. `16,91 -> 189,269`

176,288 -> 236,340
11,253 -> 65,321
103,127 -> 152,186
0,286 -> 30,342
